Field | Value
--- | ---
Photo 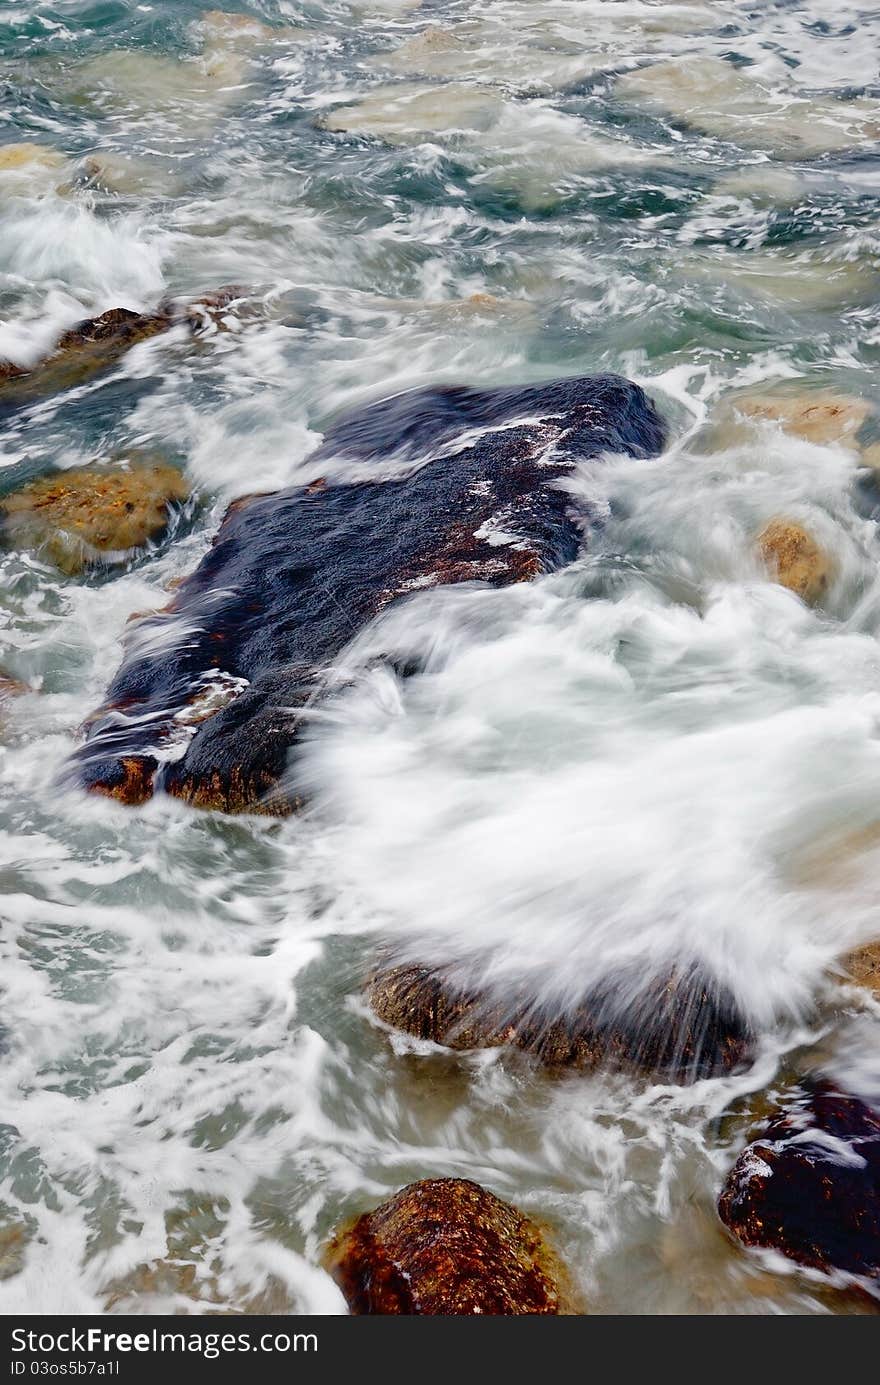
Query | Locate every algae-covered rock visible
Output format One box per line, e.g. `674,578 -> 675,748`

719,1081 -> 880,1288
1,463 -> 190,575
756,518 -> 832,606
367,960 -> 753,1081
328,1178 -> 565,1314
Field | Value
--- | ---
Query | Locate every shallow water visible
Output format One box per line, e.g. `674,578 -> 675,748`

1,0 -> 880,1314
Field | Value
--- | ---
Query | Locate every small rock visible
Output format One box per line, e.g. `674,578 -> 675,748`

0,675 -> 30,701
0,289 -> 245,413
328,1178 -> 566,1314
843,944 -> 880,998
1,463 -> 190,575
0,143 -> 65,172
719,1081 -> 880,1288
367,960 -> 753,1080
756,518 -> 832,605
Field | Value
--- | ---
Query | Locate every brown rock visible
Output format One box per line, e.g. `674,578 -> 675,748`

327,1178 -> 565,1315
757,518 -> 832,605
1,462 -> 190,575
842,943 -> 880,998
0,289 -> 245,413
0,143 -> 65,172
0,675 -> 30,701
737,392 -> 871,448
367,960 -> 753,1080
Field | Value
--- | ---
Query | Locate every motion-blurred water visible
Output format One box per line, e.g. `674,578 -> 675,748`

1,0 -> 880,1314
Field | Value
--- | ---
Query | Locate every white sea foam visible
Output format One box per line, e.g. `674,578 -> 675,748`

2,0 -> 880,1319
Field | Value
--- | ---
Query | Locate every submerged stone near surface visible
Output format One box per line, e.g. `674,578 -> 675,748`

719,1081 -> 880,1288
0,289 -> 245,417
367,959 -> 753,1080
704,388 -> 873,453
757,518 -> 832,606
1,463 -> 190,575
328,1178 -> 564,1315
69,373 -> 666,812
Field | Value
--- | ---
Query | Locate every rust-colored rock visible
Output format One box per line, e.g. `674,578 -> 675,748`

1,463 -> 190,575
328,1178 -> 565,1315
842,943 -> 880,998
367,960 -> 753,1080
0,675 -> 30,701
757,518 -> 832,605
719,1081 -> 880,1288
0,288 -> 245,415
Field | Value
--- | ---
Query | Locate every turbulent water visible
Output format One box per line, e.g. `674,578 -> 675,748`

1,0 -> 880,1315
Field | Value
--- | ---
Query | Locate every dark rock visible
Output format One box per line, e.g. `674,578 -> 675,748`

328,1177 -> 566,1314
368,959 -> 753,1080
719,1080 -> 880,1287
0,288 -> 245,416
67,373 -> 666,811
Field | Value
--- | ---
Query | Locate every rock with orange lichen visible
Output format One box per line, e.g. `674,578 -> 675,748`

328,1178 -> 566,1315
756,518 -> 832,605
1,463 -> 190,575
367,959 -> 753,1081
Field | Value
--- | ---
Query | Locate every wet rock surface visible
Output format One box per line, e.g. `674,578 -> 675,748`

0,289 -> 245,417
368,960 -> 754,1081
844,944 -> 880,998
328,1177 -> 565,1314
757,518 -> 832,605
719,1081 -> 880,1288
1,463 -> 190,575
69,373 -> 665,812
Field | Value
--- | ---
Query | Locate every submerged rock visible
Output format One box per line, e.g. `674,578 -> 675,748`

321,81 -> 504,144
757,519 -> 832,606
374,22 -> 604,93
0,143 -> 65,172
1,462 -> 189,576
328,1178 -> 565,1314
59,49 -> 250,121
68,374 -> 665,812
713,390 -> 872,451
616,57 -> 880,157
719,1081 -> 880,1289
367,960 -> 753,1080
0,289 -> 244,416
